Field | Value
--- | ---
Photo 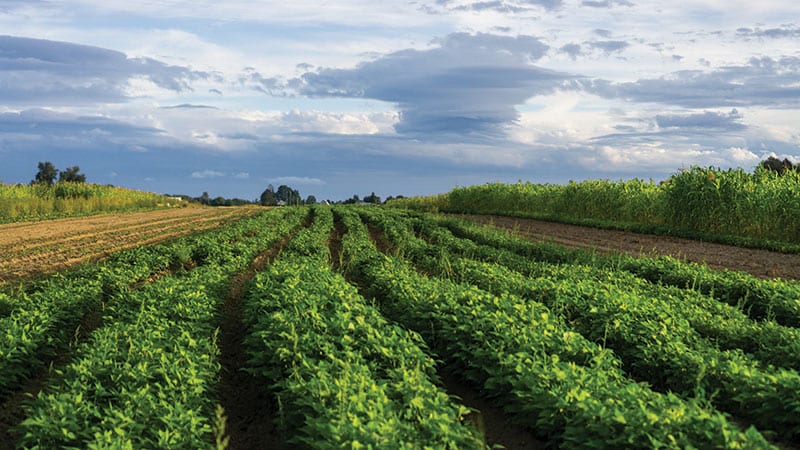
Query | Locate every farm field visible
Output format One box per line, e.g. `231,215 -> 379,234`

2,205 -> 800,449
458,214 -> 800,280
0,207 -> 259,284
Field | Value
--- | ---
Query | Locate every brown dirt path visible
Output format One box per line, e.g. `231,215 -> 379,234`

457,215 -> 800,281
0,207 -> 260,283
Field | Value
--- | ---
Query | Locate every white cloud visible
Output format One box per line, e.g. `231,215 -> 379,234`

269,176 -> 325,186
191,170 -> 225,178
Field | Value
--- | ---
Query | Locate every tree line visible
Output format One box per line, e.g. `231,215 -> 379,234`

25,161 -> 398,207
760,156 -> 799,174
32,161 -> 86,185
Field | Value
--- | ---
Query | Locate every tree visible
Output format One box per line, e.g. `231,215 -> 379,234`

58,166 -> 86,183
199,191 -> 210,205
275,185 -> 301,205
305,195 -> 317,205
342,194 -> 360,205
260,188 -> 277,206
32,161 -> 58,185
760,156 -> 797,174
364,192 -> 381,204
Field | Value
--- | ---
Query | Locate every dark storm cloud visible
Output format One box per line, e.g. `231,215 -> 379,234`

296,33 -> 576,135
589,56 -> 800,108
0,35 -> 208,105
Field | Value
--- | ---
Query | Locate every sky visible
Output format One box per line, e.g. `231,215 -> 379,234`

1,1 -> 799,201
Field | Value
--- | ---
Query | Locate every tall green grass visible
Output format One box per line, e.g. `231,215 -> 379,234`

0,183 -> 185,222
388,166 -> 800,245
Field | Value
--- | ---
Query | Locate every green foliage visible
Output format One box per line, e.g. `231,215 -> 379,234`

390,166 -> 800,246
58,165 -> 86,183
260,186 -> 277,206
8,204 -> 800,447
338,207 -> 772,449
275,185 -> 301,205
0,182 -> 184,222
32,161 -> 57,185
242,206 -> 485,448
9,208 -> 307,448
370,209 -> 800,440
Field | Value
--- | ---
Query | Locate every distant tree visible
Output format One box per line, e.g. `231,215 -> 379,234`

364,192 -> 381,204
305,195 -> 317,205
260,188 -> 277,206
760,156 -> 797,174
342,194 -> 360,205
276,185 -> 301,205
200,191 -> 210,205
32,161 -> 58,185
58,166 -> 86,183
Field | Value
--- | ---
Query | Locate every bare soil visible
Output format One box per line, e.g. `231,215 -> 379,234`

0,207 -> 260,283
457,214 -> 800,281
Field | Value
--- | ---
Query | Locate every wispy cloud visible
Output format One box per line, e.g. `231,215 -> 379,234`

581,0 -> 633,8
269,176 -> 326,186
431,0 -> 563,13
736,25 -> 800,39
191,170 -> 226,178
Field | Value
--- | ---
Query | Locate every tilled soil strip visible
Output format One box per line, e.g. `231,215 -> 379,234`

0,208 -> 258,283
3,210 -> 239,255
0,208 -> 223,247
457,214 -> 800,281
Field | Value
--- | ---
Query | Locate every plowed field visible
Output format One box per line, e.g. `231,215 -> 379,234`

459,214 -> 800,280
0,207 -> 260,283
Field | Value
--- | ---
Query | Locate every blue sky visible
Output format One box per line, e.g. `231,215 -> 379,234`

1,1 -> 799,201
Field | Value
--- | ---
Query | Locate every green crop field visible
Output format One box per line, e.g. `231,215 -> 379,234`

388,166 -> 800,252
1,205 -> 799,449
0,182 -> 186,223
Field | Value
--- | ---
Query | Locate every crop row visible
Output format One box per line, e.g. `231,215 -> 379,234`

12,207 -> 307,448
387,166 -> 800,247
438,214 -> 800,327
399,211 -> 800,372
336,207 -> 769,449
243,207 -> 486,448
360,208 -> 800,441
0,208 -> 297,396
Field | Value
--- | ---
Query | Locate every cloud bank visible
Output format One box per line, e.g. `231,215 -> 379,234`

298,33 -> 575,135
0,35 -> 207,106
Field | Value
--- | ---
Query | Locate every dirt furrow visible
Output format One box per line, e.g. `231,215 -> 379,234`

0,208 -> 260,283
1,209 -> 235,255
0,208 -> 218,247
457,214 -> 800,280
217,209 -> 313,450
